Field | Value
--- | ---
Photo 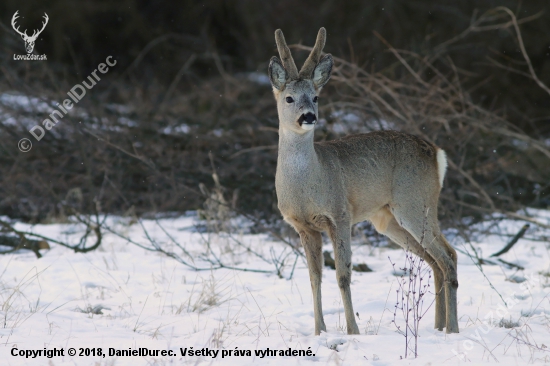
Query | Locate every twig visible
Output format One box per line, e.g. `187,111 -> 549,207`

229,145 -> 277,159
490,224 -> 530,257
497,258 -> 524,271
494,7 -> 550,97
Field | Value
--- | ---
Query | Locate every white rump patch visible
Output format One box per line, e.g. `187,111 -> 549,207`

436,148 -> 448,188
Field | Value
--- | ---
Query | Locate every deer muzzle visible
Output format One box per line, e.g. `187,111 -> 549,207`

298,112 -> 316,130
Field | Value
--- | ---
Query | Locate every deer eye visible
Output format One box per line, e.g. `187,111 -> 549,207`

313,96 -> 318,103
285,97 -> 294,103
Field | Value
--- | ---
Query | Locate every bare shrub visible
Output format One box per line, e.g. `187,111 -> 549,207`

389,250 -> 433,358
498,317 -> 520,329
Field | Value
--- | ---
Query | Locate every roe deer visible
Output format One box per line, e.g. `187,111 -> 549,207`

268,28 -> 459,335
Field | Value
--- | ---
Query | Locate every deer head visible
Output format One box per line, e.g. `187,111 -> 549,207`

268,28 -> 333,134
11,11 -> 49,54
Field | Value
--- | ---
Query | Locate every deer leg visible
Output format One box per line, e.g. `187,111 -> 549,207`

390,204 -> 459,333
372,210 -> 446,330
420,231 -> 458,333
438,234 -> 459,333
327,220 -> 360,335
299,229 -> 326,335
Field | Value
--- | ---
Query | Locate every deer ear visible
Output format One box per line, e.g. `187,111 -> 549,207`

268,56 -> 288,90
312,54 -> 333,89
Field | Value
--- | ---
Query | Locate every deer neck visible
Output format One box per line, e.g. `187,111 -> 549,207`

276,127 -> 320,180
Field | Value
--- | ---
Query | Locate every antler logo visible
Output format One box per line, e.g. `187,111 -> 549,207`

11,10 -> 49,54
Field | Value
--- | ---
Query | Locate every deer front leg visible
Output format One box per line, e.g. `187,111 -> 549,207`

299,229 -> 326,335
328,221 -> 360,334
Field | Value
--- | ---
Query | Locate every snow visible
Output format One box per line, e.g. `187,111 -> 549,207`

0,93 -> 53,114
243,72 -> 271,86
329,111 -> 394,135
0,92 -> 139,134
161,124 -> 191,135
0,213 -> 549,365
0,93 -> 54,130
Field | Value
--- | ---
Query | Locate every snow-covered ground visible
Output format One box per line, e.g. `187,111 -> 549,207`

0,92 -> 137,134
1,213 -> 549,365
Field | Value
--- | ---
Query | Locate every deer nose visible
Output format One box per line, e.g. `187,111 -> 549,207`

302,112 -> 316,124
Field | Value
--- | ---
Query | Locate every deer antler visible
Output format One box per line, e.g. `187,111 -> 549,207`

299,28 -> 327,79
11,11 -> 28,38
29,13 -> 49,40
274,29 -> 299,80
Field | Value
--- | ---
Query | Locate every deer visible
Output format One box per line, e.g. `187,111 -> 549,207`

268,28 -> 459,335
11,11 -> 49,54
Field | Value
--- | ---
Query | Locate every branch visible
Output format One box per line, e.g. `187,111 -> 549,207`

490,224 -> 529,257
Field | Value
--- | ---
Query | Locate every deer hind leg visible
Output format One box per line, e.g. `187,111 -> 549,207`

388,203 -> 459,333
371,208 -> 446,330
299,229 -> 326,335
327,219 -> 360,335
